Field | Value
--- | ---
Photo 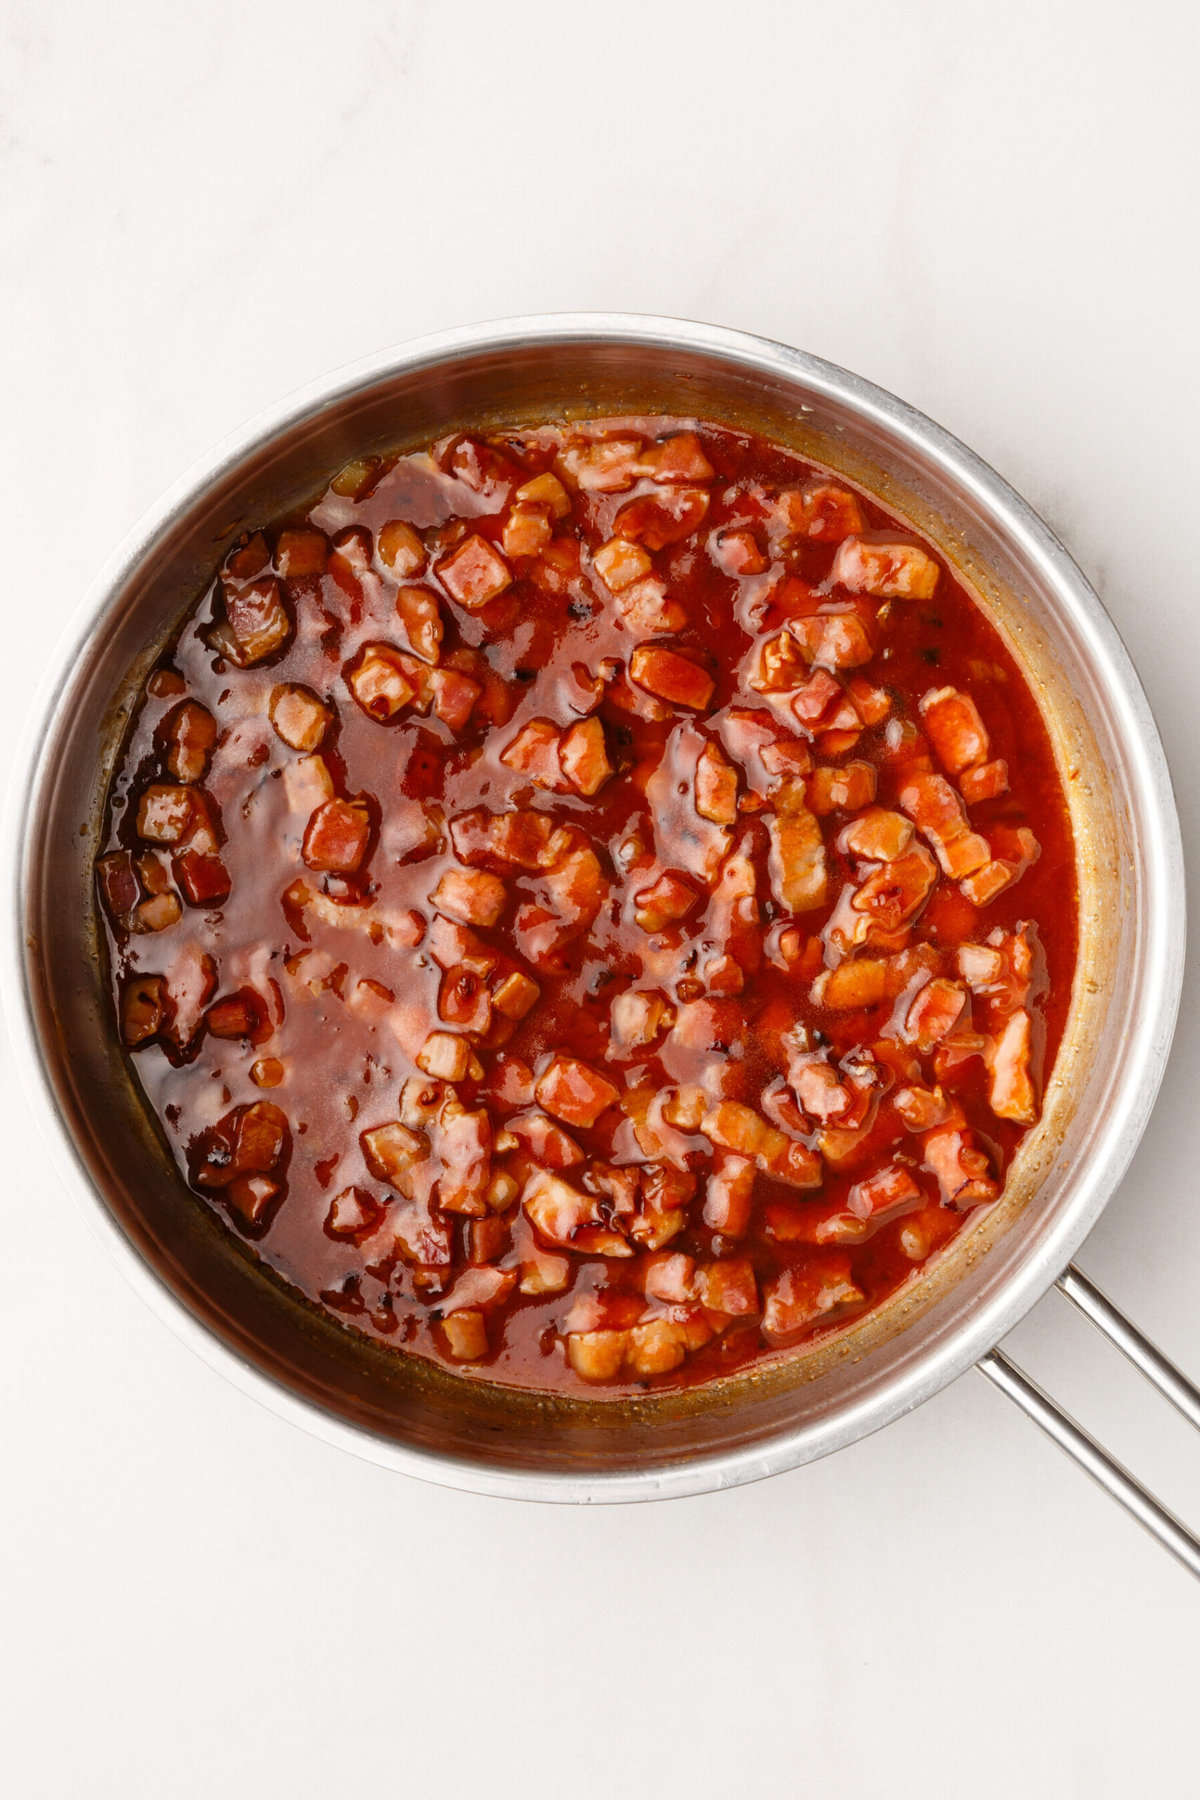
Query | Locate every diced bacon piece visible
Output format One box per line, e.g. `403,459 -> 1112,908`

567,1330 -> 628,1380
523,1169 -> 630,1256
97,850 -> 140,922
838,808 -> 914,862
440,1308 -> 488,1360
133,896 -> 183,937
394,585 -> 443,665
959,860 -> 1015,906
808,760 -> 876,816
162,701 -> 217,782
224,1173 -> 282,1230
514,471 -> 571,517
846,1163 -> 922,1221
703,1154 -> 755,1234
491,970 -> 540,1021
594,536 -> 652,592
831,537 -> 940,599
163,944 -> 217,1048
900,773 -> 991,878
173,849 -> 231,907
846,676 -> 892,726
558,435 -> 643,492
276,527 -> 329,577
283,753 -> 335,815
330,457 -> 380,499
120,974 -> 168,1046
924,1125 -> 998,1208
610,988 -> 674,1050
956,942 -> 1006,989
701,1101 -> 784,1163
791,1056 -> 854,1123
698,1257 -> 759,1317
205,989 -> 264,1039
813,943 -> 938,1012
324,1185 -> 382,1240
430,867 -> 506,927
711,526 -> 768,575
613,488 -> 710,550
535,1055 -> 620,1129
443,1266 -> 518,1320
791,666 -> 845,726
377,519 -> 426,577
438,965 -> 492,1032
416,1031 -> 471,1081
789,611 -> 874,671
510,1108 -> 582,1166
270,683 -> 331,751
763,1198 -> 858,1246
628,645 -> 715,711
904,977 -> 968,1051
540,843 -> 605,929
639,432 -> 714,483
633,870 -> 699,932
749,630 -> 807,694
661,1085 -> 706,1131
559,717 -> 613,796
346,645 -> 416,722
761,1258 -> 864,1344
191,1101 -> 289,1194
765,1137 -> 824,1188
590,1161 -> 642,1214
390,1200 -> 453,1271
988,1007 -> 1037,1123
429,666 -> 481,730
893,1084 -> 954,1131
773,482 -> 865,542
398,1076 -> 451,1131
502,504 -> 553,559
453,807 -> 568,871
960,827 -> 1041,906
919,686 -> 990,775
960,758 -> 1009,804
694,740 -> 738,824
136,784 -> 196,844
836,844 -> 937,944
302,798 -> 371,873
767,782 -> 827,912
516,1224 -> 571,1296
218,578 -> 293,665
436,533 -> 511,608
896,1204 -> 962,1262
361,1121 -> 424,1187
501,718 -> 564,788
613,577 -> 685,635
644,1252 -> 696,1304
437,1103 -> 493,1214
629,1165 -> 694,1251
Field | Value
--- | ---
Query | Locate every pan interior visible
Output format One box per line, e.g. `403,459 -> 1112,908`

19,326 -> 1146,1487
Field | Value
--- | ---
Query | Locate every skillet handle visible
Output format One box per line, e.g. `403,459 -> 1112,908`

977,1263 -> 1200,1579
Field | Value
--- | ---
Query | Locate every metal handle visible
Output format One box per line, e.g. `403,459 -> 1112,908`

977,1263 -> 1200,1579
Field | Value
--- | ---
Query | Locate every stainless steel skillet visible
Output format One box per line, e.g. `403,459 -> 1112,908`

4,314 -> 1194,1568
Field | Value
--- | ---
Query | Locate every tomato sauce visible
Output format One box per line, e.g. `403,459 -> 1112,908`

96,417 -> 1078,1394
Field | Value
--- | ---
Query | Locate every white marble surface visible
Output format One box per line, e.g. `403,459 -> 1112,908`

3,1 -> 1199,1793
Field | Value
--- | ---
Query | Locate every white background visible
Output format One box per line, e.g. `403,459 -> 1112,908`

3,2 -> 1198,1794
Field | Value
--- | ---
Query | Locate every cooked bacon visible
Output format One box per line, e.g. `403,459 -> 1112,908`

831,537 -> 939,599
919,686 -> 990,774
900,773 -> 991,878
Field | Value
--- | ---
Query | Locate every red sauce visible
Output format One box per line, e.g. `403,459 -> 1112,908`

96,417 -> 1078,1395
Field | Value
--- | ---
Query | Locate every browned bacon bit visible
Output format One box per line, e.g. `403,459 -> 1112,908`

97,415 -> 1075,1395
